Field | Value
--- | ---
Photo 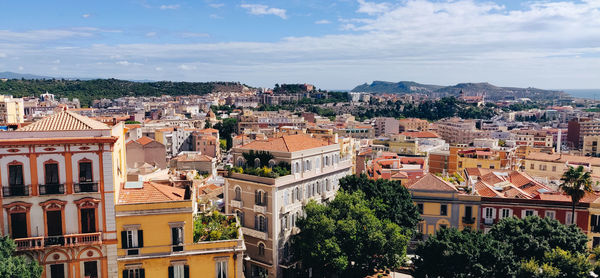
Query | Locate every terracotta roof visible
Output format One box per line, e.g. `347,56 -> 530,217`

136,136 -> 154,145
201,128 -> 219,133
238,134 -> 331,152
409,173 -> 458,192
474,181 -> 502,197
400,131 -> 439,138
536,192 -> 600,203
17,110 -> 109,131
172,153 -> 214,162
118,182 -> 186,204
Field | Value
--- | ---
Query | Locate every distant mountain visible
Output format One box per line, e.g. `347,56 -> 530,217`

351,81 -> 568,100
0,71 -> 53,80
352,81 -> 443,94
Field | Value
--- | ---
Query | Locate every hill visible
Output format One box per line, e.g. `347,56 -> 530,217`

0,78 -> 244,107
352,81 -> 568,100
0,71 -> 53,80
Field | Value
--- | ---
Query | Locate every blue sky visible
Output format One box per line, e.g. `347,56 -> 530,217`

1,0 -> 600,89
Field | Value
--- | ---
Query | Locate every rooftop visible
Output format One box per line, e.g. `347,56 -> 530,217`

238,134 -> 332,152
118,181 -> 186,204
409,173 -> 458,192
18,110 -> 109,131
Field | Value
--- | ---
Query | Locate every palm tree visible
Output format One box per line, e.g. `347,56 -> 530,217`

560,165 -> 593,224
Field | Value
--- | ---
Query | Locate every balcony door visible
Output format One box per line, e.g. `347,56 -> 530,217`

50,264 -> 65,278
8,164 -> 24,195
81,208 -> 96,234
10,213 -> 27,238
46,211 -> 63,236
44,163 -> 60,194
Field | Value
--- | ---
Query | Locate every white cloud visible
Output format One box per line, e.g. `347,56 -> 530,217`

357,0 -> 391,15
209,14 -> 223,19
52,59 -> 61,64
180,32 -> 209,38
0,53 -> 6,58
240,4 -> 287,19
178,64 -> 197,70
155,67 -> 163,71
18,66 -> 24,71
116,60 -> 143,66
160,4 -> 180,10
209,3 -> 224,8
315,19 -> 331,24
146,32 -> 157,37
82,14 -> 91,18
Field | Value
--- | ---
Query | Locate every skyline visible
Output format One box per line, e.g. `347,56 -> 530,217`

1,0 -> 600,89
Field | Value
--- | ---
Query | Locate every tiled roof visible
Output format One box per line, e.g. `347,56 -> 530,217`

18,110 -> 109,131
525,152 -> 600,166
201,128 -> 219,133
536,192 -> 600,203
118,182 -> 186,204
172,153 -> 213,162
474,181 -> 502,197
238,134 -> 331,152
409,173 -> 458,192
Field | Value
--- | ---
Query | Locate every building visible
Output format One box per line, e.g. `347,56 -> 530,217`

398,118 -> 429,132
116,181 -> 245,278
373,117 -> 399,136
510,130 -> 553,148
225,134 -> 352,277
523,153 -> 600,182
366,153 -> 426,183
169,152 -> 217,177
429,146 -> 513,175
583,135 -> 600,157
192,129 -> 220,158
0,95 -> 25,124
435,118 -> 489,145
408,174 -> 480,236
335,124 -> 375,139
568,118 -> 600,149
0,109 -> 127,278
126,137 -> 167,169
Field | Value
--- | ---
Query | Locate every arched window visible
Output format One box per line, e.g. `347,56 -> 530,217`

258,242 -> 265,256
254,158 -> 261,168
255,214 -> 267,232
268,159 -> 276,168
316,181 -> 321,194
237,157 -> 244,167
234,187 -> 241,201
316,157 -> 320,169
325,156 -> 330,166
296,187 -> 301,201
295,162 -> 300,173
255,190 -> 267,206
326,179 -> 331,191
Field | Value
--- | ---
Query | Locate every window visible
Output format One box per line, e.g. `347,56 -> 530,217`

8,164 -> 24,186
326,179 -> 331,191
465,206 -> 473,219
255,215 -> 268,233
439,224 -> 448,229
268,160 -> 275,168
251,265 -> 268,278
237,158 -> 244,167
500,208 -> 512,219
545,211 -> 556,220
45,163 -> 59,185
316,181 -> 321,194
295,187 -> 301,201
530,163 -> 535,170
235,210 -> 244,227
255,190 -> 267,206
46,210 -> 63,236
216,260 -> 227,278
172,226 -> 183,247
594,237 -> 600,248
305,160 -> 311,171
258,242 -> 265,256
440,204 -> 448,216
477,164 -> 482,168
417,204 -> 424,214
122,268 -> 145,278
254,158 -> 261,168
10,213 -> 27,238
84,261 -> 98,278
234,187 -> 241,201
79,162 -> 93,182
281,215 -> 288,232
591,215 -> 600,232
566,212 -> 576,225
294,162 -> 300,173
552,166 -> 557,172
50,264 -> 65,278
122,229 -> 144,251
168,264 -> 189,278
485,207 -> 495,219
525,210 -> 535,217
81,208 -> 96,233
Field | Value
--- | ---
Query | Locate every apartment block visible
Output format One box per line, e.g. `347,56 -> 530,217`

435,118 -> 490,145
0,110 -> 127,278
0,95 -> 25,124
225,134 -> 352,278
568,118 -> 600,149
398,118 -> 429,132
373,117 -> 399,136
583,135 -> 600,157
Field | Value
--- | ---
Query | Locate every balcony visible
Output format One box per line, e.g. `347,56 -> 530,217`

242,227 -> 268,240
74,182 -> 99,193
2,185 -> 31,197
483,218 -> 495,225
254,204 -> 266,214
14,232 -> 102,251
230,200 -> 242,209
39,184 -> 65,195
462,217 -> 476,225
592,225 -> 600,233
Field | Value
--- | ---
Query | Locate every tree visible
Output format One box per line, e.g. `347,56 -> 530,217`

0,236 -> 43,278
488,216 -> 588,261
413,228 -> 516,278
204,119 -> 212,129
291,191 -> 410,278
560,165 -> 593,224
213,118 -> 237,150
339,174 -> 420,230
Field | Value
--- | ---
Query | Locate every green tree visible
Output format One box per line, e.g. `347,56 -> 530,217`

291,191 -> 410,278
0,236 -> 43,278
542,248 -> 592,278
413,228 -> 516,278
339,174 -> 420,230
517,259 -> 560,278
488,216 -> 588,261
560,165 -> 593,224
213,118 -> 237,150
204,119 -> 212,129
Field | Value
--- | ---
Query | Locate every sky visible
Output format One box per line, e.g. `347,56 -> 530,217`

1,0 -> 600,90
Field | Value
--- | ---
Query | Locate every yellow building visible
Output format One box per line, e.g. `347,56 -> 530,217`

0,95 -> 24,123
523,153 -> 600,182
408,174 -> 480,236
116,181 -> 245,278
373,134 -> 419,156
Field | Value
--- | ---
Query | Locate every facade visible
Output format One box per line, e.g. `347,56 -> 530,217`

335,124 -> 375,139
568,118 -> 600,149
510,130 -> 553,148
398,118 -> 429,132
192,129 -> 220,158
523,153 -> 600,182
583,135 -> 600,157
373,117 -> 399,136
0,95 -> 25,124
116,181 -> 245,278
225,134 -> 352,278
435,118 -> 489,145
125,137 -> 167,169
169,152 -> 217,177
0,110 -> 127,278
408,174 -> 480,236
429,146 -> 513,175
